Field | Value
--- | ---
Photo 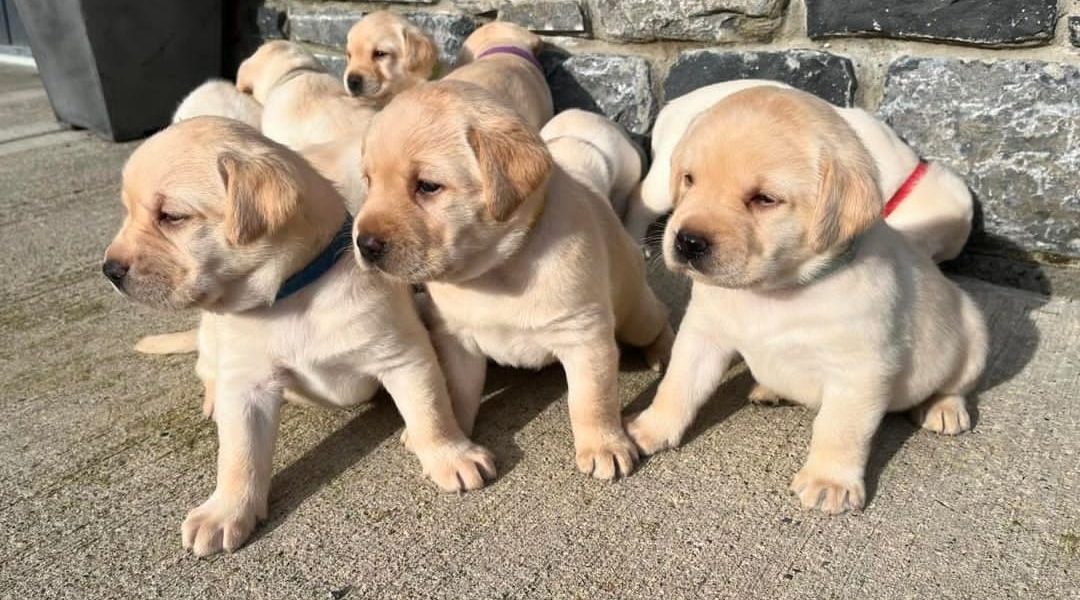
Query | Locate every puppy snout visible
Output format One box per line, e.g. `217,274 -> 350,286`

674,230 -> 710,263
102,259 -> 129,287
346,74 -> 365,96
356,234 -> 387,263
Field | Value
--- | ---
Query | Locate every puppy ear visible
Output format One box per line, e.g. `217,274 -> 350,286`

810,150 -> 882,252
235,57 -> 255,94
667,142 -> 691,207
218,151 -> 300,245
467,115 -> 552,222
401,23 -> 437,78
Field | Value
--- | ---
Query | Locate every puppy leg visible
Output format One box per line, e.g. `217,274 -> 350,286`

790,389 -> 885,515
617,285 -> 674,372
431,329 -> 487,436
195,313 -> 218,419
381,354 -> 495,493
748,382 -> 784,406
182,375 -> 281,557
910,394 -> 970,435
625,321 -> 735,455
556,333 -> 639,480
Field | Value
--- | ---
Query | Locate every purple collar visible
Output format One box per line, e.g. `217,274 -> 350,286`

475,45 -> 544,72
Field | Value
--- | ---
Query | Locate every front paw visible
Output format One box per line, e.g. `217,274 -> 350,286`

415,440 -> 496,492
790,465 -> 865,515
910,394 -> 971,436
643,325 -> 675,372
181,493 -> 264,557
625,409 -> 682,456
574,429 -> 639,480
748,383 -> 784,406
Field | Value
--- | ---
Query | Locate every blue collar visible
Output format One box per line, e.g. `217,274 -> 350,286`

274,216 -> 353,302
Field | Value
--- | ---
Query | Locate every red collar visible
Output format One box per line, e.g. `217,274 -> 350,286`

882,160 -> 929,218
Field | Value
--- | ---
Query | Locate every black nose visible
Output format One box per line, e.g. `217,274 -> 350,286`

356,234 -> 387,263
674,230 -> 710,262
102,259 -> 129,286
346,74 -> 364,95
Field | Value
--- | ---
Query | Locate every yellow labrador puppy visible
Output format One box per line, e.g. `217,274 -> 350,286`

237,40 -> 377,149
352,81 -> 674,480
539,109 -> 644,221
343,10 -> 437,103
173,79 -> 262,129
626,88 -> 987,514
627,80 -> 974,263
103,118 -> 494,556
446,22 -> 553,130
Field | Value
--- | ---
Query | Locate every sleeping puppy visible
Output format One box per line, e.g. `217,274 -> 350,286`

352,81 -> 674,480
539,109 -> 644,221
625,87 -> 988,514
626,80 -> 974,263
102,118 -> 494,556
237,41 -> 377,149
446,22 -> 553,130
173,79 -> 262,129
343,10 -> 437,103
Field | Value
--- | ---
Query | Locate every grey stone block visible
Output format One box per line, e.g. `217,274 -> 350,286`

452,0 -> 501,14
664,48 -> 856,106
315,53 -> 346,81
288,7 -> 475,70
587,0 -> 784,43
805,0 -> 1058,47
499,1 -> 586,34
879,57 -> 1080,257
256,6 -> 286,40
541,50 -> 657,138
1070,16 -> 1080,47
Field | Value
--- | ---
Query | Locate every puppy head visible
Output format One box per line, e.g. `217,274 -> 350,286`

353,80 -> 552,283
344,11 -> 437,102
664,87 -> 881,289
236,40 -> 324,103
103,117 -> 309,311
459,22 -> 542,63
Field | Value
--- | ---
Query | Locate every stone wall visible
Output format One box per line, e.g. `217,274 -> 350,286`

233,0 -> 1080,292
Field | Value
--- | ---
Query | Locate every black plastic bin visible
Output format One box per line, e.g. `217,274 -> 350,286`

14,0 -> 221,141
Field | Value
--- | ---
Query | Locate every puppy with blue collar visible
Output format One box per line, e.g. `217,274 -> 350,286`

625,87 -> 988,514
102,117 -> 494,556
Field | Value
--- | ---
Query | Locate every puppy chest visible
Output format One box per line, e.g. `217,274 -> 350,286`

469,327 -> 558,370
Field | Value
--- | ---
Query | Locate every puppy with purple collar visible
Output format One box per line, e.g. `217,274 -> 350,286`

103,118 -> 494,556
626,88 -> 988,514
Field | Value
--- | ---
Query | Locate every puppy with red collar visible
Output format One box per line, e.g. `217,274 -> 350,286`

626,88 -> 988,514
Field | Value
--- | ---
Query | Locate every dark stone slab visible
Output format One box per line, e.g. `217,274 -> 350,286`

452,0 -> 501,15
499,1 -> 586,34
805,0 -> 1058,47
587,0 -> 784,43
541,50 -> 657,138
1070,16 -> 1080,47
663,49 -> 856,106
257,6 -> 286,40
879,57 -> 1080,257
315,53 -> 346,81
288,7 -> 475,69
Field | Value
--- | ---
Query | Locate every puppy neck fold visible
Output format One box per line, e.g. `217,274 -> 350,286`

475,46 -> 544,72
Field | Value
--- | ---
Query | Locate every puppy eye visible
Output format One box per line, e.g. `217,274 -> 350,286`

158,211 -> 188,226
683,172 -> 694,187
373,49 -> 390,60
748,194 -> 779,208
416,179 -> 442,196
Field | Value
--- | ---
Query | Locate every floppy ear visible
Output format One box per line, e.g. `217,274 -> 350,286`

667,142 -> 692,207
218,151 -> 300,246
235,54 -> 257,94
401,23 -> 438,78
467,115 -> 553,222
810,149 -> 882,252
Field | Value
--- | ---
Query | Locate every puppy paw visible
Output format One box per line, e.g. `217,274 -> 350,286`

181,494 -> 263,557
748,383 -> 784,406
910,394 -> 971,436
399,429 -> 414,452
625,409 -> 681,456
643,325 -> 675,372
790,466 -> 865,515
415,441 -> 496,492
575,429 -> 639,480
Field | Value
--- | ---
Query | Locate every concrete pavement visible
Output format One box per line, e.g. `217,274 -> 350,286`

1,64 -> 1077,599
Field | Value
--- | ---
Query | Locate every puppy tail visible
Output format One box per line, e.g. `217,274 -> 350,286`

134,328 -> 199,355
